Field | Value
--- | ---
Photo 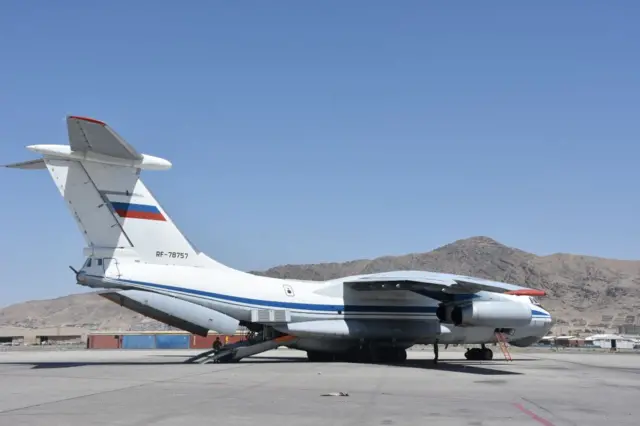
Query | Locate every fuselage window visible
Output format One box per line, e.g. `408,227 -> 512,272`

97,259 -> 103,267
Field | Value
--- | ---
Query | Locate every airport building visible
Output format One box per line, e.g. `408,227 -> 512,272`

584,334 -> 639,349
0,327 -> 85,346
539,333 -> 640,349
617,324 -> 640,335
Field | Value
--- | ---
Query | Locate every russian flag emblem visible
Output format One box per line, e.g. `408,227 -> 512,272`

110,202 -> 166,221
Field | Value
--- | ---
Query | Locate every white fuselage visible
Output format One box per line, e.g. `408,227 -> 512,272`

78,254 -> 553,348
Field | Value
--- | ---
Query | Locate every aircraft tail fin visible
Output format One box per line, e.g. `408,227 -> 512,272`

4,115 -> 227,270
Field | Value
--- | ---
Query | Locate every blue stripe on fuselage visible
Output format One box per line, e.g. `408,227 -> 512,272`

87,275 -> 552,318
531,309 -> 551,318
100,276 -> 438,314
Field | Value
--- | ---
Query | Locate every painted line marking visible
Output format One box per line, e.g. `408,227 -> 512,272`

513,403 -> 555,426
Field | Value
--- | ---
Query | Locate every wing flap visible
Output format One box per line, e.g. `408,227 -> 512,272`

345,275 -> 546,296
346,277 -> 451,293
67,115 -> 141,160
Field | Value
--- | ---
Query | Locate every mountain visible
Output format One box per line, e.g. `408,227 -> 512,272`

0,292 -> 168,331
254,236 -> 640,328
2,236 -> 639,331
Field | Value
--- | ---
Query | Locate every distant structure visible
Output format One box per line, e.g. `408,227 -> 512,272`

0,325 -> 251,348
617,324 -> 640,335
0,327 -> 85,346
548,312 -> 640,337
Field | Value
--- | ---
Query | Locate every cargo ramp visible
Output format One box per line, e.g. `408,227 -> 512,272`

185,332 -> 298,364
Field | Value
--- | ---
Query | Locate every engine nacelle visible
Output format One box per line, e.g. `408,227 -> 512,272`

450,301 -> 532,328
275,319 -> 440,339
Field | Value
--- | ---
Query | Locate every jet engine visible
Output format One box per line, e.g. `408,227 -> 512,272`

450,301 -> 532,328
276,319 -> 440,339
436,303 -> 454,323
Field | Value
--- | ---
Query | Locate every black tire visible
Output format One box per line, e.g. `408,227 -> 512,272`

465,348 -> 482,360
395,348 -> 407,363
307,351 -> 334,362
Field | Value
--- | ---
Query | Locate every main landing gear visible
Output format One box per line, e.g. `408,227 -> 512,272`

464,344 -> 493,360
306,346 -> 407,364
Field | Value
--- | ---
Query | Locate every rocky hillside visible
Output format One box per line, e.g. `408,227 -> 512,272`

255,236 -> 640,328
0,292 -> 167,331
2,236 -> 640,330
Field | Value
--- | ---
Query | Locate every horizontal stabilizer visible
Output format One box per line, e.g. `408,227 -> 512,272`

5,115 -> 171,172
67,115 -> 141,160
3,159 -> 46,170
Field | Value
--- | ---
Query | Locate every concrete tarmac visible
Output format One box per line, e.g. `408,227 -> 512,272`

0,348 -> 638,425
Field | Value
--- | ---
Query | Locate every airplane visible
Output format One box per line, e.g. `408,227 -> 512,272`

3,115 -> 553,364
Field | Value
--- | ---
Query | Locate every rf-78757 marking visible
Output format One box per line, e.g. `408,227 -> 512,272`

156,251 -> 189,259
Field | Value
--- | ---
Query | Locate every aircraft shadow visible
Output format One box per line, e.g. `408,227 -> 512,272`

394,359 -> 523,375
0,356 -> 309,369
0,357 -> 532,373
239,356 -> 308,363
0,361 -> 187,369
242,357 -> 525,375
150,354 -> 308,362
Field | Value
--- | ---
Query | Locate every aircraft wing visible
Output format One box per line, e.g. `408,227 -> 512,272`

66,115 -> 142,160
344,274 -> 546,297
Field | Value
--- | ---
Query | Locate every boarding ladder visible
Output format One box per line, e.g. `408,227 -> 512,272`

495,331 -> 513,361
184,330 -> 297,364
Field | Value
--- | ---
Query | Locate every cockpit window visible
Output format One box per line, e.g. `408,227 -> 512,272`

84,258 -> 92,268
529,296 -> 542,307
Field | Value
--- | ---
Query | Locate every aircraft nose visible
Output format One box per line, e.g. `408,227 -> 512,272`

531,306 -> 553,332
542,313 -> 554,333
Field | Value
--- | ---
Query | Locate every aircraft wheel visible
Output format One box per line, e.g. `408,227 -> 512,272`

368,348 -> 407,364
320,352 -> 334,362
394,348 -> 407,363
483,349 -> 493,360
374,348 -> 391,364
333,352 -> 351,363
341,350 -> 361,363
465,348 -> 483,360
306,351 -> 321,362
356,348 -> 374,364
307,351 -> 336,362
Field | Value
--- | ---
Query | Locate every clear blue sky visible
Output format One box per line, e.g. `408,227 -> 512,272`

1,1 -> 639,306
